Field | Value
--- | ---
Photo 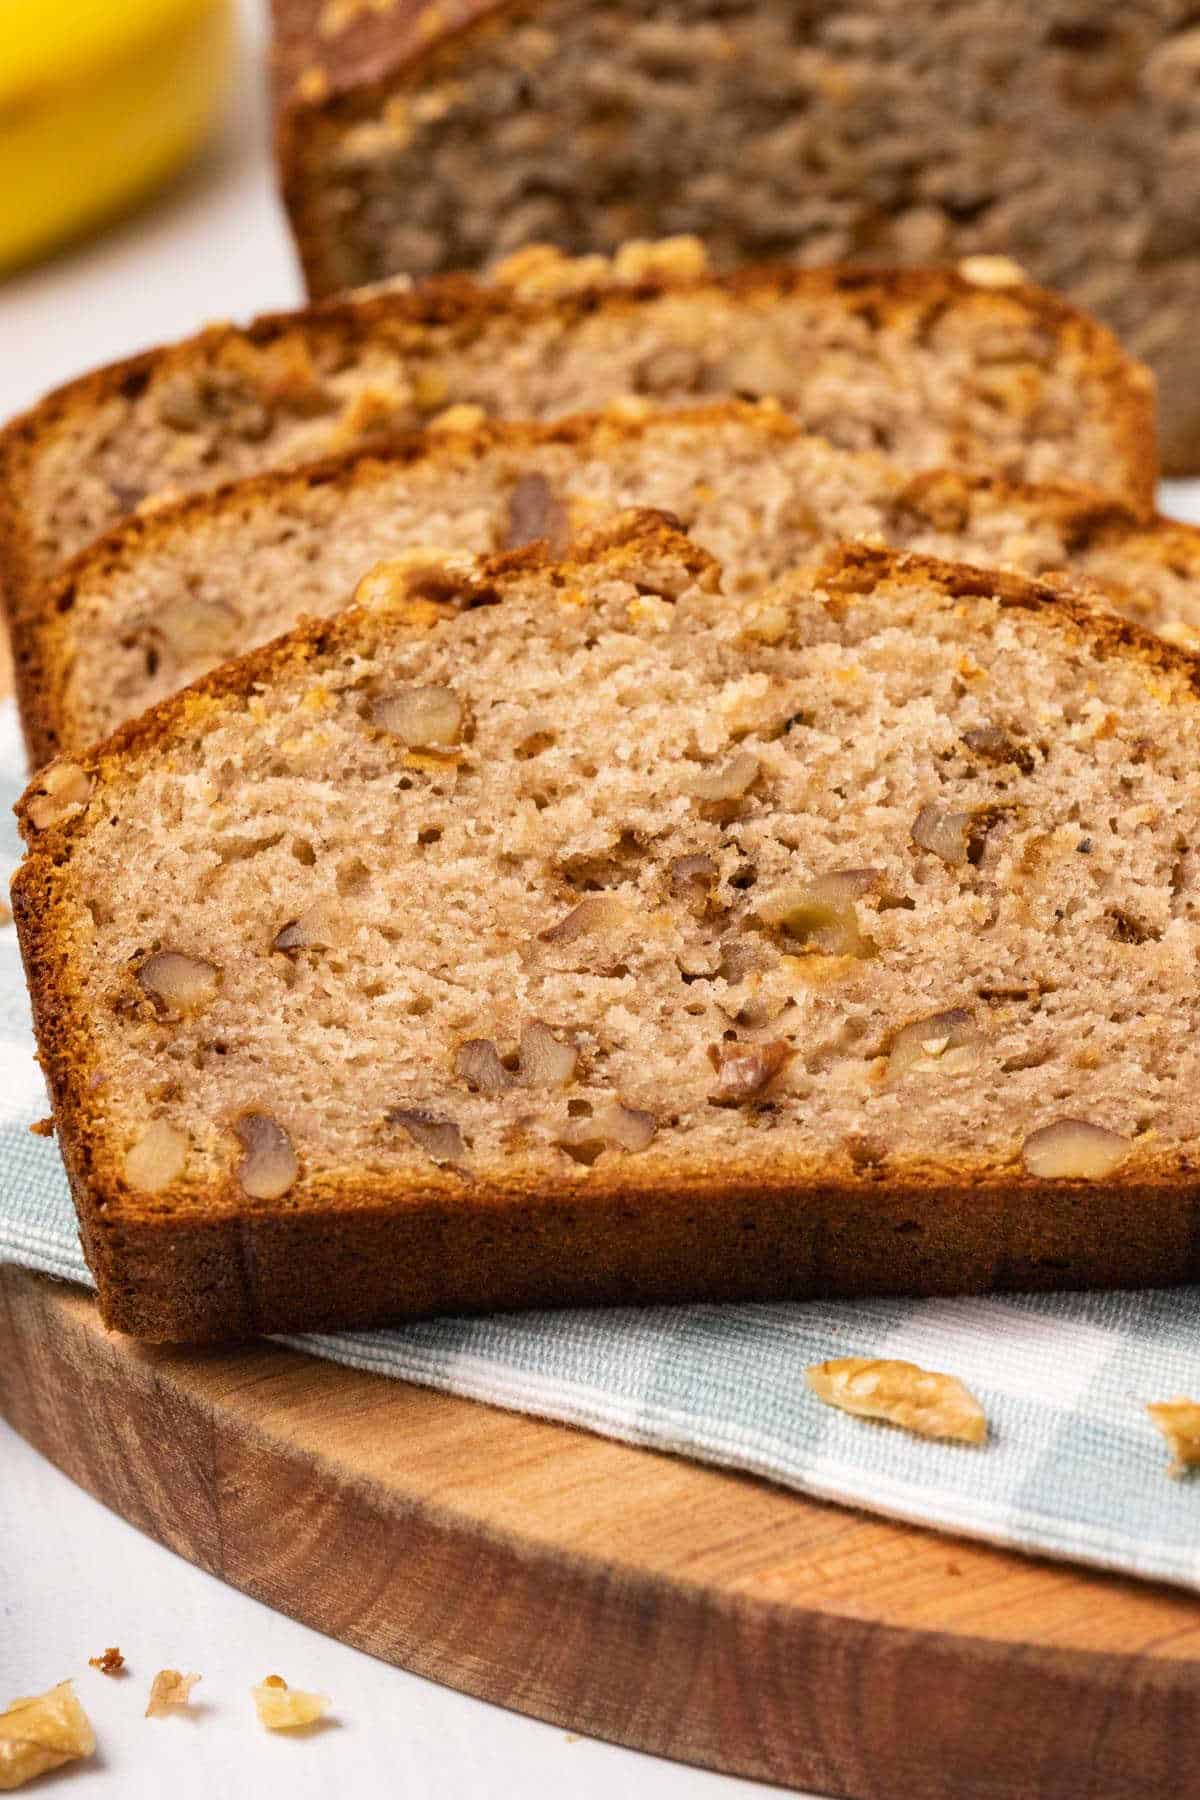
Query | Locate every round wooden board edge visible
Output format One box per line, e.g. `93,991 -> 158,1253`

1,1266 -> 1198,1800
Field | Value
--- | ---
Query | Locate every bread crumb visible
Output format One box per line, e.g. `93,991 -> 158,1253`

958,254 -> 1026,289
602,393 -> 654,423
488,237 -> 707,304
1147,1397 -> 1200,1476
252,1675 -> 330,1731
135,486 -> 186,516
28,1118 -> 54,1139
806,1356 -> 989,1444
87,1648 -> 124,1677
145,1670 -> 201,1717
611,236 -> 708,285
488,243 -> 612,301
328,384 -> 405,449
0,1680 -> 95,1788
426,402 -> 487,434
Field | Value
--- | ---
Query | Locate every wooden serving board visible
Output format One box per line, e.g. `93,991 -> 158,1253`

2,1265 -> 1199,1799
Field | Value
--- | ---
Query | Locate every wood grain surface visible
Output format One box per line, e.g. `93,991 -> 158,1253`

2,1266 -> 1198,1799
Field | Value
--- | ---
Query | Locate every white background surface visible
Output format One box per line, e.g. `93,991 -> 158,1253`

4,6 -> 1199,1797
0,7 -> 779,1796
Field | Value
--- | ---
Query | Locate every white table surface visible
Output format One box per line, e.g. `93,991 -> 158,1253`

0,7 -> 779,1795
4,8 -> 1198,1797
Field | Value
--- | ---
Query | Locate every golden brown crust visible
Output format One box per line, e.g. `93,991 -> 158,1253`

14,516 -> 1200,1341
0,256 -> 1158,727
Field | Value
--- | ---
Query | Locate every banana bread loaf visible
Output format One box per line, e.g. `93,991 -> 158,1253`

0,254 -> 1155,641
271,0 -> 1199,469
16,514 -> 1200,1341
17,402 -> 1199,766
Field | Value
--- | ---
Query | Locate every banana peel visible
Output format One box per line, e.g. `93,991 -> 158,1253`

0,0 -> 235,273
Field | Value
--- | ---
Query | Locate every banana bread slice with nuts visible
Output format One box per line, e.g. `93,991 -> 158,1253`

19,399 -> 1190,765
16,513 -> 1200,1342
0,250 -> 1155,639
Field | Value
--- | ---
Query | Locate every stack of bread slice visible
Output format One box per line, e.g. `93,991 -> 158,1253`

9,245 -> 1200,1341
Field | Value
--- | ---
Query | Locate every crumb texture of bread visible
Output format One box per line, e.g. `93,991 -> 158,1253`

16,521 -> 1200,1338
24,405 -> 1196,763
0,260 -> 1154,636
273,0 -> 1199,468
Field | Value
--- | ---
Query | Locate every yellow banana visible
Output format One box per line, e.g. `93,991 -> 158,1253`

0,0 -> 235,272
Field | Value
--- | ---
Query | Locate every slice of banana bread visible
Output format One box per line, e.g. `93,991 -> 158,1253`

0,251 -> 1155,633
271,0 -> 1199,470
16,514 -> 1200,1342
17,402 -> 1196,766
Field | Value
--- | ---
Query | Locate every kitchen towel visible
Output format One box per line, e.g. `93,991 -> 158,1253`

1,698 -> 1196,1590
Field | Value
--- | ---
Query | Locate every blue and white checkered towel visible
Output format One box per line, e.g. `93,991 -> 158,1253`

1,696 -> 1197,1590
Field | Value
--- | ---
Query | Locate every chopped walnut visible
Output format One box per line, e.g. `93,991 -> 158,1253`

272,902 -> 344,954
888,1008 -> 982,1080
455,1039 -> 515,1093
803,868 -> 884,904
221,333 -> 330,415
960,724 -> 1035,774
1022,1119 -> 1129,1180
708,1039 -> 791,1106
538,896 -> 627,946
155,373 -> 209,432
456,1022 -> 578,1093
0,1681 -> 95,1788
502,472 -> 569,555
756,875 -> 877,959
87,1649 -> 124,1678
668,854 -> 718,907
234,1114 -> 298,1199
1147,1398 -> 1200,1477
912,803 -> 1006,868
558,1099 -> 658,1164
251,1675 -> 330,1731
597,1100 -> 657,1152
124,1120 -> 188,1194
26,764 -> 92,833
389,1107 -> 468,1166
156,596 -> 240,664
689,752 -> 759,806
372,685 -> 463,746
911,804 -> 973,866
137,951 -> 219,1015
518,1020 -> 578,1088
145,1671 -> 201,1717
806,1357 -> 988,1445
353,549 -> 471,612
